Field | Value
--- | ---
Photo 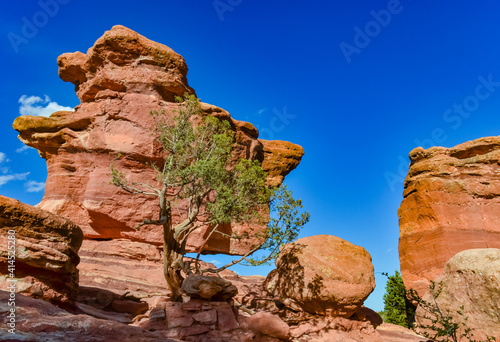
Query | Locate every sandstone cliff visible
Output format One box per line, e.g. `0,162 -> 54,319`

398,136 -> 500,296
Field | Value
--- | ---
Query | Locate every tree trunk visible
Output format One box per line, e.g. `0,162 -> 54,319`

162,205 -> 185,301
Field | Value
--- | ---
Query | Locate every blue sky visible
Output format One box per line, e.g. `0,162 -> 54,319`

2,0 -> 500,311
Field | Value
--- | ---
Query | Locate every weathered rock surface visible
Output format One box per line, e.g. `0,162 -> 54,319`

182,275 -> 237,301
57,25 -> 195,103
376,323 -> 431,342
136,298 -> 288,341
0,195 -> 83,306
247,312 -> 290,340
415,248 -> 500,340
78,239 -> 169,300
13,25 -> 304,256
0,289 -> 425,342
399,136 -> 500,296
261,140 -> 304,187
266,235 -> 375,318
0,290 -> 178,341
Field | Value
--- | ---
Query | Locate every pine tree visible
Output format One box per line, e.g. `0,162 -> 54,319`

382,270 -> 414,328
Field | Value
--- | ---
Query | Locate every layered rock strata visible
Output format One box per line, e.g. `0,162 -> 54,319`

13,25 -> 304,256
398,136 -> 500,296
0,195 -> 83,306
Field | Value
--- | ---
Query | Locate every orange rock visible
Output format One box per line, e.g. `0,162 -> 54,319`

0,195 -> 83,306
398,136 -> 500,297
266,235 -> 375,318
261,140 -> 304,187
12,25 -> 304,256
57,25 -> 195,103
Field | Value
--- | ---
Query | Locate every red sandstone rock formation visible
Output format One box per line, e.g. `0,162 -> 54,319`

0,195 -> 83,306
12,25 -> 304,255
0,290 -> 178,341
266,235 -> 375,318
415,248 -> 500,340
398,136 -> 500,296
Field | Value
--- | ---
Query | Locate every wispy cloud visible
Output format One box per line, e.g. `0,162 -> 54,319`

16,145 -> 31,153
19,95 -> 73,117
209,259 -> 221,266
257,108 -> 268,115
25,180 -> 45,193
0,172 -> 29,186
0,152 -> 42,191
0,153 -> 10,174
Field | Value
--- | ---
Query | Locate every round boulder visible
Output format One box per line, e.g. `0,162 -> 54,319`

266,235 -> 375,317
415,248 -> 500,340
181,275 -> 237,301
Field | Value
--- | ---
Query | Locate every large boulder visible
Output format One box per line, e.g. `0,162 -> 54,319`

266,235 -> 375,318
415,248 -> 500,340
398,136 -> 500,296
12,25 -> 304,256
0,195 -> 83,306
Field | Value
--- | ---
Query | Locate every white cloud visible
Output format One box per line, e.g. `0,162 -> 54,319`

209,259 -> 222,266
0,152 -> 6,163
257,108 -> 268,115
19,95 -> 73,117
16,145 -> 31,153
0,172 -> 29,186
0,167 -> 10,174
25,180 -> 46,193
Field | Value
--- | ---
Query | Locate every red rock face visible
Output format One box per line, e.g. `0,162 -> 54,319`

12,25 -> 304,256
266,235 -> 375,318
0,195 -> 83,306
398,137 -> 500,296
0,290 -> 179,342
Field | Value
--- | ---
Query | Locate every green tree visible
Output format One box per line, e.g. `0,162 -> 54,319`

382,270 -> 415,328
111,94 -> 309,300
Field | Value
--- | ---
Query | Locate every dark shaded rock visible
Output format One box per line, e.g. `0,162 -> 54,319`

0,195 -> 83,307
182,275 -> 237,301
